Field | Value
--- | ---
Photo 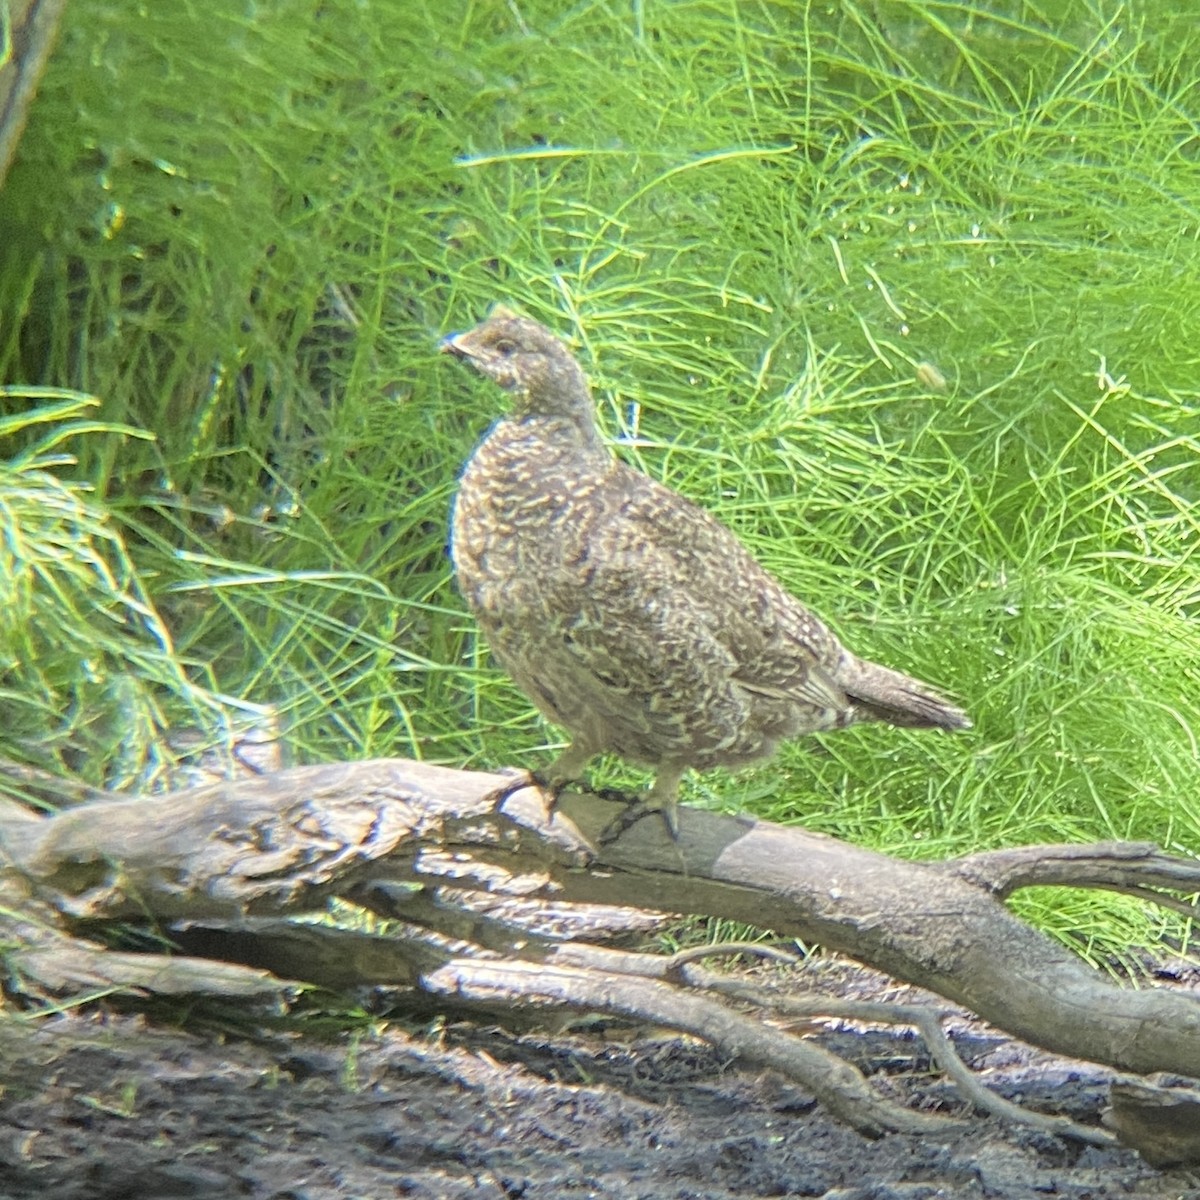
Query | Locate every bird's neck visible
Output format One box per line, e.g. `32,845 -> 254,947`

518,411 -> 606,457
517,382 -> 608,458
473,408 -> 612,492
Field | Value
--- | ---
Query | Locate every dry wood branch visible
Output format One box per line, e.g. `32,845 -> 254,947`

2,757 -> 1199,1159
0,0 -> 68,186
164,915 -> 950,1137
157,909 -> 1169,1149
0,879 -> 298,1009
656,949 -> 1114,1146
549,940 -> 1116,1145
548,790 -> 1200,1080
421,956 -> 953,1138
956,841 -> 1200,903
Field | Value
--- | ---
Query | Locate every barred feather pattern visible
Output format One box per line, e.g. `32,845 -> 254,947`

444,311 -> 969,828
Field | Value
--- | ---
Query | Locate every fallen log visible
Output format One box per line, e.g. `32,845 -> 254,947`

1,758 -> 1198,1160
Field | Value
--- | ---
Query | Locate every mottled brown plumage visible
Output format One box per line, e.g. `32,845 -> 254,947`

443,308 -> 969,836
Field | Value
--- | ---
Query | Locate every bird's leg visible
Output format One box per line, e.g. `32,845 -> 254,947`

648,765 -> 685,839
532,739 -> 599,816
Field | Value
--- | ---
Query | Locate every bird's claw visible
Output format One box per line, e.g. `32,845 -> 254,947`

529,773 -> 682,843
596,793 -> 680,844
488,768 -> 547,810
530,769 -> 574,818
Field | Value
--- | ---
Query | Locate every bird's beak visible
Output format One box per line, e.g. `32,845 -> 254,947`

440,332 -> 471,359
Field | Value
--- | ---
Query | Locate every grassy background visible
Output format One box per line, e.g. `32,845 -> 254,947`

2,0 -> 1199,959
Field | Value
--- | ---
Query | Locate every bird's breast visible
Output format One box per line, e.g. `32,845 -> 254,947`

451,422 -> 609,588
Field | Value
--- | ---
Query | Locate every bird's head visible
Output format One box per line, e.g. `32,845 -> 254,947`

441,307 -> 591,420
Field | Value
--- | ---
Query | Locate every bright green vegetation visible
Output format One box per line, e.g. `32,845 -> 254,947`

2,1 -> 1198,960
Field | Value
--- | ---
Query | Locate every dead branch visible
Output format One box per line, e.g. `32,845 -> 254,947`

1,757 -> 1198,1159
956,841 -> 1200,906
654,946 -> 1114,1146
162,914 -> 953,1139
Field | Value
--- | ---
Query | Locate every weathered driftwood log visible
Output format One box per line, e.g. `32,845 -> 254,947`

1,759 -> 1198,1159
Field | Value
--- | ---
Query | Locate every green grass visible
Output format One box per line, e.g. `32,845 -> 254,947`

2,0 -> 1199,959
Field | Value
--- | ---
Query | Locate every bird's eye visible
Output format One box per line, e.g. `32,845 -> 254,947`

493,339 -> 517,357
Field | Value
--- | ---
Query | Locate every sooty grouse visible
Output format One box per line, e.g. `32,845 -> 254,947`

444,307 -> 969,836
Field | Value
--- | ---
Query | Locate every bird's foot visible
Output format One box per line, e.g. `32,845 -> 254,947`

596,792 -> 680,844
490,767 -> 538,798
532,773 -> 632,817
530,772 -> 682,842
486,767 -> 555,817
530,768 -> 580,819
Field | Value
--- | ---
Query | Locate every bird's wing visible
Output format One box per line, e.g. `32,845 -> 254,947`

553,464 -> 850,714
588,472 -> 967,731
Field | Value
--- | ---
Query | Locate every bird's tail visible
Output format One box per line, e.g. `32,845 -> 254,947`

840,654 -> 971,731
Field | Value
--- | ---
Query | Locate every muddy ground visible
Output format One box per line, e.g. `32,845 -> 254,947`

1,962 -> 1197,1200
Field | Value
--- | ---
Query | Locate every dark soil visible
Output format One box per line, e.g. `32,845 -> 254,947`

2,985 -> 1198,1200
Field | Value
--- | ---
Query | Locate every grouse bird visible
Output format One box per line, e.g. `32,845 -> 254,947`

443,307 -> 969,836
